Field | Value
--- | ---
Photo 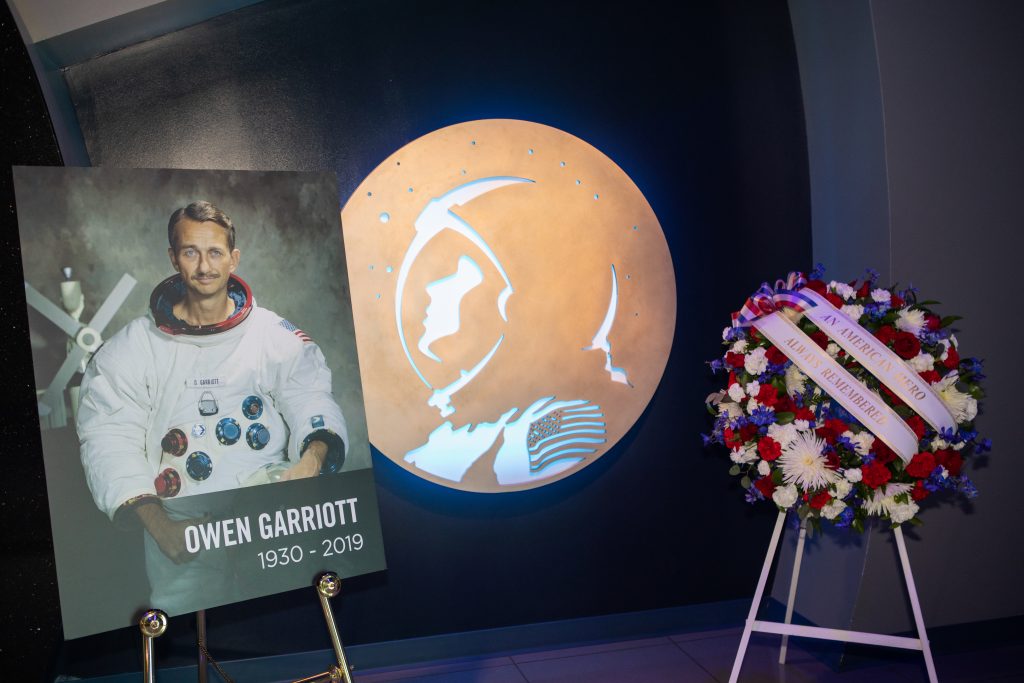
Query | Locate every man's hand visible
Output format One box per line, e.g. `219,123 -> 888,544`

135,503 -> 202,564
280,440 -> 328,481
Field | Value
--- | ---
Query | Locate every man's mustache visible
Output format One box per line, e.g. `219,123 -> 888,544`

192,272 -> 220,279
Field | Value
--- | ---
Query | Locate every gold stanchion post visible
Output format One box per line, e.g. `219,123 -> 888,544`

139,609 -> 168,683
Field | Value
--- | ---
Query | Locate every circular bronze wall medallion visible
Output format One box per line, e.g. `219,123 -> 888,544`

343,119 -> 675,492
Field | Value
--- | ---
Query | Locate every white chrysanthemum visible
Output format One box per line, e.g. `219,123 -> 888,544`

779,432 -> 840,490
745,380 -> 760,396
794,419 -> 810,430
821,498 -> 848,520
767,422 -> 799,449
784,364 -> 807,397
744,347 -> 768,375
844,467 -> 863,483
746,398 -> 762,415
772,484 -> 799,508
896,308 -> 926,336
828,281 -> 856,300
871,288 -> 891,303
938,338 -> 951,362
727,383 -> 746,403
908,352 -> 935,373
841,304 -> 864,321
722,327 -> 733,341
826,342 -> 841,358
934,373 -> 978,422
718,402 -> 743,419
731,339 -> 748,353
889,501 -> 920,524
930,436 -> 949,451
757,460 -> 772,477
730,446 -> 758,464
863,483 -> 914,516
840,430 -> 873,455
832,479 -> 852,499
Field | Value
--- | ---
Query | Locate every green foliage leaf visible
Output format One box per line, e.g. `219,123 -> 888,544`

775,411 -> 796,425
740,476 -> 752,489
728,465 -> 741,476
940,315 -> 962,328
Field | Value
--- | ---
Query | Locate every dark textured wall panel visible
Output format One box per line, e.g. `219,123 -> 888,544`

19,0 -> 810,675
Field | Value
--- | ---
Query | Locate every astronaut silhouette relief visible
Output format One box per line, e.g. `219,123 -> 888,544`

389,176 -> 613,485
342,119 -> 676,492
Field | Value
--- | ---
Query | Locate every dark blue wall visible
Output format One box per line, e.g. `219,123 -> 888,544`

4,0 -> 811,677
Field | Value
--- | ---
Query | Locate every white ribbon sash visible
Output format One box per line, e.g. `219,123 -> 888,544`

752,312 -> 919,462
797,289 -> 956,435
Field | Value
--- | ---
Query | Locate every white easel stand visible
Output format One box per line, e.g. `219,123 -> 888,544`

728,511 -> 938,683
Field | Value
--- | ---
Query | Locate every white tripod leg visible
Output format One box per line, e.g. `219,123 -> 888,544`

894,526 -> 938,683
779,516 -> 808,663
729,511 -> 787,683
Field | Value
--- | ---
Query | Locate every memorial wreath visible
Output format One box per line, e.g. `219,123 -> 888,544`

704,266 -> 989,530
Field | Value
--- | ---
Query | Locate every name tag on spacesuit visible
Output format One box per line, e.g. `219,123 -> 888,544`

186,376 -> 227,389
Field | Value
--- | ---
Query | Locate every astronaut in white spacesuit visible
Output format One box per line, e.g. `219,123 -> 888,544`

76,200 -> 348,612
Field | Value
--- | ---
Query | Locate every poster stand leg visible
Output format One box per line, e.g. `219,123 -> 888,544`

729,513 -> 939,683
197,609 -> 208,683
288,573 -> 356,683
138,609 -> 168,683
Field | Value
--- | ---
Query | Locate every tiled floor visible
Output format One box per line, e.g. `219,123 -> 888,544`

340,626 -> 1024,683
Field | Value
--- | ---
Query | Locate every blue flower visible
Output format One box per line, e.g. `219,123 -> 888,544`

956,476 -> 979,499
810,263 -> 826,280
709,358 -> 725,373
864,267 -> 880,284
745,487 -> 764,504
834,507 -> 855,528
749,406 -> 776,426
976,438 -> 992,453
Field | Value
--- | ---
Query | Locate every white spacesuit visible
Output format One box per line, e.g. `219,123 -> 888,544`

76,274 -> 347,612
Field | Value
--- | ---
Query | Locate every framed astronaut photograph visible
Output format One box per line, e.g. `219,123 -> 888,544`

13,167 -> 386,639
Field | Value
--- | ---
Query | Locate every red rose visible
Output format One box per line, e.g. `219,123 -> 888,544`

911,481 -> 930,501
825,418 -> 849,435
754,477 -> 776,498
925,314 -> 941,331
905,451 -> 937,479
794,406 -> 815,422
758,436 -> 782,461
749,329 -> 762,343
861,461 -> 892,489
774,396 -> 795,414
825,293 -> 844,308
806,279 -> 828,295
725,352 -> 745,369
723,427 -> 740,448
757,384 -> 780,408
856,281 -> 871,298
766,345 -> 788,365
810,330 -> 829,349
943,346 -> 960,370
918,369 -> 941,384
809,490 -> 832,510
934,449 -> 963,476
892,332 -> 921,360
825,450 -> 840,470
890,294 -> 904,308
874,440 -> 898,465
905,415 -> 927,440
874,325 -> 897,345
739,424 -> 758,442
815,424 -> 839,445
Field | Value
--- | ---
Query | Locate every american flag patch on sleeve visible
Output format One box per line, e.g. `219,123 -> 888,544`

278,318 -> 312,343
